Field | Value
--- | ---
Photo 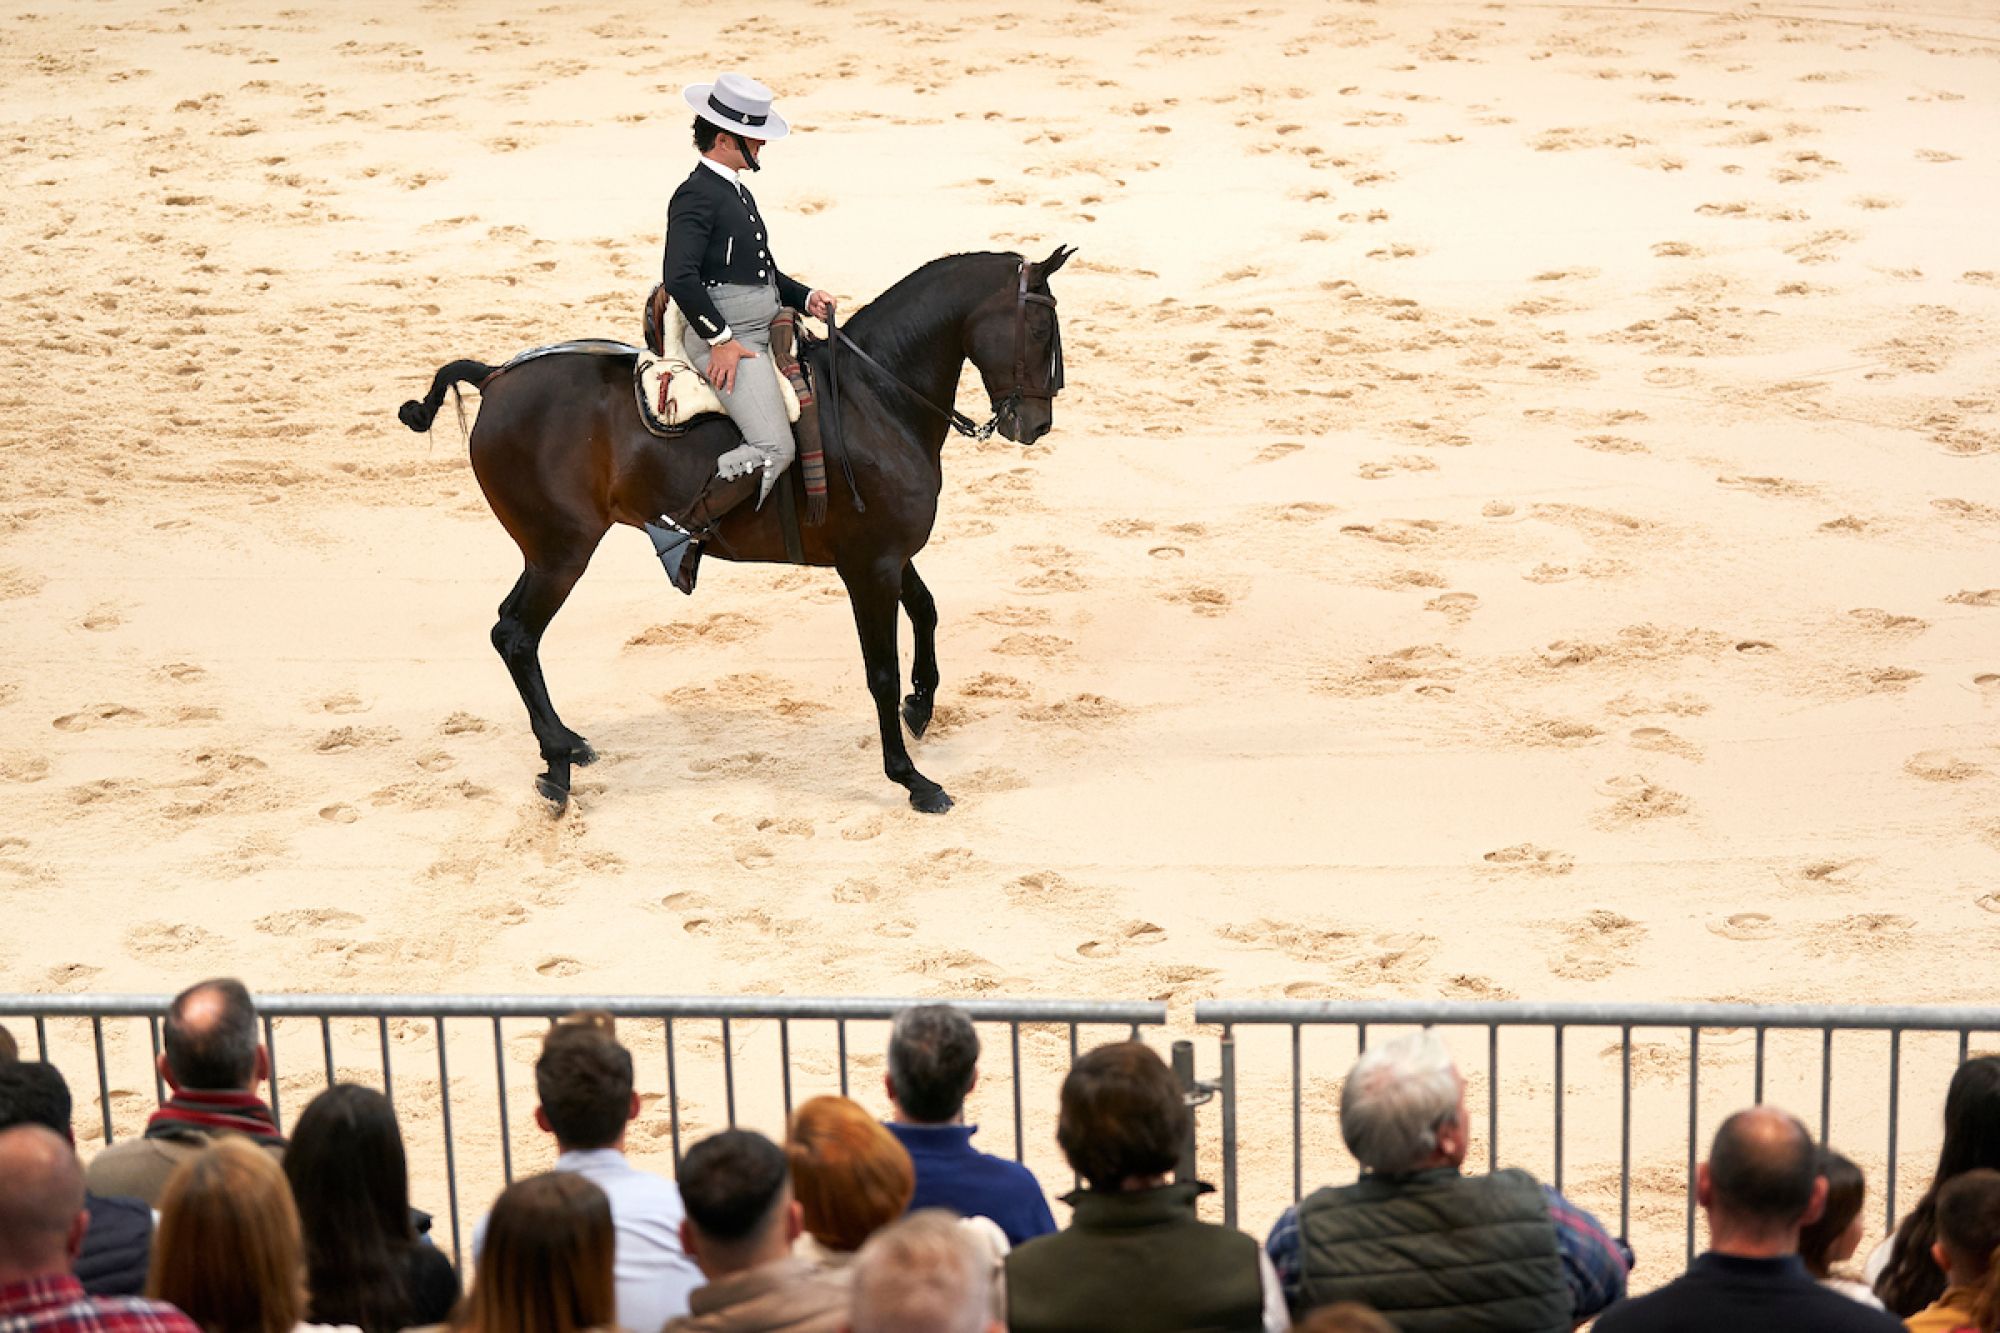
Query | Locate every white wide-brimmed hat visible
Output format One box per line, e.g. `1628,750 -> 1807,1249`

683,72 -> 790,141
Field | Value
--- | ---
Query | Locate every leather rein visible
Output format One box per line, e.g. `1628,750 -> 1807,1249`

815,262 -> 1063,513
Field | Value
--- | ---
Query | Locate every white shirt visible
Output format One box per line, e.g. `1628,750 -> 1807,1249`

698,155 -> 741,188
474,1149 -> 702,1332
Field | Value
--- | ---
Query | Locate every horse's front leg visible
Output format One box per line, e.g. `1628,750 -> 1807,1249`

842,558 -> 952,813
899,561 -> 940,739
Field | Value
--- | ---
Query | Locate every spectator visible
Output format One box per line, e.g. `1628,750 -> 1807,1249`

882,1006 -> 1055,1247
474,1012 -> 700,1332
87,979 -> 283,1207
1266,1030 -> 1626,1330
147,1136 -> 356,1333
846,1211 -> 999,1333
284,1085 -> 458,1333
1594,1106 -> 1901,1332
787,1098 -> 916,1265
451,1174 -> 616,1333
1294,1307 -> 1393,1333
0,1024 -> 17,1064
1905,1168 -> 2000,1333
664,1129 -> 849,1333
0,1125 -> 199,1333
1873,1056 -> 2000,1314
1798,1149 -> 1882,1309
1005,1041 -> 1288,1333
0,1062 -> 153,1297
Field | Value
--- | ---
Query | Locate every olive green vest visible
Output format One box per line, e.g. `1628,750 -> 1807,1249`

1005,1183 -> 1265,1333
1296,1166 -> 1571,1333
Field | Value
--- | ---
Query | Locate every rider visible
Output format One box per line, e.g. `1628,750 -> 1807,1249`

645,72 -> 835,593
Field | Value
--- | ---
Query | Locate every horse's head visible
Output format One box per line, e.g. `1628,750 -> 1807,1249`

968,244 -> 1072,445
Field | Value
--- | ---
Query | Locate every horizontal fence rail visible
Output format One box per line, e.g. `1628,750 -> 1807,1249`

0,994 -> 1165,1271
1197,999 -> 2000,1267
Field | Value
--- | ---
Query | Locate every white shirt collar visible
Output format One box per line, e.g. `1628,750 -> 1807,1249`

699,156 -> 740,187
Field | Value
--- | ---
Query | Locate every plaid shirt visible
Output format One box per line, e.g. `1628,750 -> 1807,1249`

1265,1181 -> 1633,1321
0,1277 -> 202,1333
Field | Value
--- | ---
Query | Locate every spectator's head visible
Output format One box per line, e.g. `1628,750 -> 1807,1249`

161,978 -> 264,1094
787,1096 -> 916,1253
886,1005 -> 980,1125
1697,1106 -> 1824,1253
1339,1030 -> 1467,1175
0,1023 -> 17,1064
0,1125 -> 87,1284
456,1173 -> 614,1333
1932,1168 -> 2000,1286
1798,1148 -> 1868,1278
1878,1057 -> 2000,1313
284,1084 -> 419,1333
1297,1304 -> 1398,1333
678,1129 -> 801,1279
534,1011 -> 637,1153
846,1210 -> 998,1333
0,1062 -> 73,1142
1057,1042 -> 1185,1193
148,1136 -> 307,1333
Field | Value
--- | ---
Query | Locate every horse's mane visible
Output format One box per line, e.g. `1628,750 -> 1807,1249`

842,250 -> 1021,367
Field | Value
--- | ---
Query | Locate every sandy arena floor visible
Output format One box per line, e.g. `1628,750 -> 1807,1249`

3,0 -> 1998,1286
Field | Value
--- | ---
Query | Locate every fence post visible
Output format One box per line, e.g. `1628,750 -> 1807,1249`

1172,1040 -> 1198,1185
1220,1025 -> 1238,1230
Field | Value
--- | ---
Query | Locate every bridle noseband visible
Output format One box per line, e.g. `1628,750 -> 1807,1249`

828,260 -> 1063,443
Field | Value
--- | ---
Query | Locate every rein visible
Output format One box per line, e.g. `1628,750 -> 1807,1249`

816,261 -> 1063,512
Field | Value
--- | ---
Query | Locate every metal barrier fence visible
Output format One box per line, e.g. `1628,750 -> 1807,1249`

1199,999 -> 2000,1264
0,994 -> 1165,1270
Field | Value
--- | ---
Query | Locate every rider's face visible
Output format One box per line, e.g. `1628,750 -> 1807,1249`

726,135 -> 765,170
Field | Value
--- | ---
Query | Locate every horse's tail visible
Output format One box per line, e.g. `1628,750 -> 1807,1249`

398,359 -> 499,433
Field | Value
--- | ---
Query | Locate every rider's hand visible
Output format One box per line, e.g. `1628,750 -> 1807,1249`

706,339 -> 757,394
806,289 -> 835,321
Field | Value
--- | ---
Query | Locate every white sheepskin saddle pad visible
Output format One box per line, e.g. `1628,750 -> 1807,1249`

635,298 -> 799,436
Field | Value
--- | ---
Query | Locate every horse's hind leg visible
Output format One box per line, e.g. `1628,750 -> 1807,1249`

899,562 -> 940,739
491,556 -> 598,808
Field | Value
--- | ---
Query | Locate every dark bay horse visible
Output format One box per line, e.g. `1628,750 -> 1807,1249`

397,245 -> 1072,813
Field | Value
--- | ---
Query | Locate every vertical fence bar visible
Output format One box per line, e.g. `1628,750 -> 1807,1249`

722,1018 -> 737,1128
1553,1024 -> 1565,1195
1221,1024 -> 1238,1230
92,1016 -> 113,1147
379,1016 -> 394,1109
1886,1027 -> 1902,1233
1357,1022 -> 1368,1055
1961,1030 -> 1971,1065
493,1017 -> 513,1186
264,1014 -> 281,1131
1170,1040 -> 1198,1185
1686,1025 -> 1700,1265
435,1016 -> 461,1271
837,1020 -> 850,1099
779,1019 -> 793,1121
1820,1027 -> 1833,1144
1619,1025 -> 1632,1239
1291,1023 -> 1303,1203
33,1015 -> 48,1061
149,1016 -> 166,1106
1010,1023 -> 1024,1164
320,1016 -> 336,1088
1488,1023 -> 1500,1170
666,1018 -> 683,1170
1754,1026 -> 1766,1104
1068,1023 -> 1078,1066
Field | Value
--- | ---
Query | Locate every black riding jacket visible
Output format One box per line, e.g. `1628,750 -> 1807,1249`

660,163 -> 811,343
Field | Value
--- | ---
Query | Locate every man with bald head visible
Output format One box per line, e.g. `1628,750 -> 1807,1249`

0,1125 -> 198,1333
83,978 -> 285,1207
1595,1106 -> 1901,1332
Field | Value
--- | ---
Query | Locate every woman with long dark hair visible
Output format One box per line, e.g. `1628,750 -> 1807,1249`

284,1084 -> 458,1333
1874,1056 -> 2000,1314
449,1174 -> 616,1333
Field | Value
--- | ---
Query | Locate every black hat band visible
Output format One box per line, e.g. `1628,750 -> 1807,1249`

707,94 -> 768,128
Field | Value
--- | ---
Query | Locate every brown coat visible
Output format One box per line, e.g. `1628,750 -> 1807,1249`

661,1258 -> 851,1333
85,1131 -> 285,1207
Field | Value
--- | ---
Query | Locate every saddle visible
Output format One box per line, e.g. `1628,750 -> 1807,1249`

638,283 -> 829,528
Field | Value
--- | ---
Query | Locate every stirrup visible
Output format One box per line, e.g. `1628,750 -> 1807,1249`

644,520 -> 701,596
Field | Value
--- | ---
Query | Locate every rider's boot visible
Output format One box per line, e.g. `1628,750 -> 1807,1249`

642,466 -> 760,596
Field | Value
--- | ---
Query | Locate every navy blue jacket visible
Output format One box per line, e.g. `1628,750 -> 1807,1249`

886,1122 -> 1057,1248
78,1192 -> 153,1296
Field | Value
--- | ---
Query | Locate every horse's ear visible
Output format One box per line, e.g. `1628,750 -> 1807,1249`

1034,243 -> 1076,281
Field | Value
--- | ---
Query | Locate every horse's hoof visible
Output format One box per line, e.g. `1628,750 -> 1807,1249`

901,696 -> 932,739
535,771 -> 571,813
909,786 -> 954,815
568,740 -> 598,767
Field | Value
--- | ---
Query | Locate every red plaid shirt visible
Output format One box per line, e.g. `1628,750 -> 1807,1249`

0,1277 -> 200,1333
